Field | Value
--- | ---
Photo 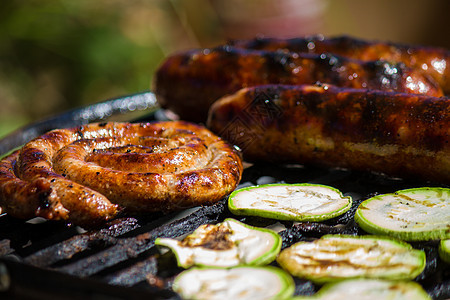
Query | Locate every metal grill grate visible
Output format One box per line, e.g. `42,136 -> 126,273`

0,97 -> 448,300
1,162 -> 449,299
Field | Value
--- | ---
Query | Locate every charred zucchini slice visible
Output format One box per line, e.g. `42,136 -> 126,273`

439,239 -> 450,264
155,218 -> 281,268
277,235 -> 425,284
355,187 -> 450,241
173,266 -> 295,300
228,183 -> 352,222
292,279 -> 431,300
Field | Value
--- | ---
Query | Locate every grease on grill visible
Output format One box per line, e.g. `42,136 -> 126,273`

0,162 -> 448,299
180,224 -> 234,250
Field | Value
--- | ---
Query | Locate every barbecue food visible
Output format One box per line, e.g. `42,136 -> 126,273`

440,239 -> 450,263
300,279 -> 431,300
355,187 -> 450,241
230,35 -> 450,95
155,218 -> 281,268
228,183 -> 352,222
207,84 -> 449,183
173,266 -> 295,300
0,121 -> 243,225
154,46 -> 443,122
277,235 -> 426,283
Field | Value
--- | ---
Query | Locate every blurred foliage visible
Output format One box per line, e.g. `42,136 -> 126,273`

0,0 -> 448,139
0,0 -> 223,137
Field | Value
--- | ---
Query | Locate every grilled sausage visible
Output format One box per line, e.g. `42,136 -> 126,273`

0,121 -> 243,225
207,84 -> 449,183
154,46 -> 443,122
229,35 -> 450,94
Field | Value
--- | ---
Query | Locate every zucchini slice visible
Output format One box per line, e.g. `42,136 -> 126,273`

439,239 -> 450,264
355,187 -> 450,241
155,218 -> 281,268
228,183 -> 352,222
173,266 -> 295,300
292,279 -> 431,300
277,235 -> 426,284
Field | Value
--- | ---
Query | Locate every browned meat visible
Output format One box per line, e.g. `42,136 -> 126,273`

154,46 -> 443,122
207,84 -> 449,183
229,35 -> 450,94
0,121 -> 243,225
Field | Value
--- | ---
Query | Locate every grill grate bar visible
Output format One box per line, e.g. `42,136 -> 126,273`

21,209 -> 197,268
55,200 -> 228,277
104,255 -> 159,287
1,258 -> 177,300
0,239 -> 13,256
25,235 -> 93,268
23,217 -> 141,268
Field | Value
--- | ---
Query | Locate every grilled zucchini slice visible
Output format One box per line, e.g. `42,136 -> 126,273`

173,266 -> 295,300
228,183 -> 352,222
439,239 -> 450,264
292,279 -> 430,300
277,234 -> 426,284
355,187 -> 450,241
155,218 -> 281,268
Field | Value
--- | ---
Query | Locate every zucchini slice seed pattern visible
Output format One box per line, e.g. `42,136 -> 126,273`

355,187 -> 450,241
277,234 -> 426,283
228,183 -> 352,222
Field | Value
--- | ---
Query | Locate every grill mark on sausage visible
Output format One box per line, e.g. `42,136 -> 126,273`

229,35 -> 450,94
154,46 -> 444,122
0,121 -> 243,226
207,84 -> 449,184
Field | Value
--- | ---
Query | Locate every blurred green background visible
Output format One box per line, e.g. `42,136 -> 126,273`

0,0 -> 449,139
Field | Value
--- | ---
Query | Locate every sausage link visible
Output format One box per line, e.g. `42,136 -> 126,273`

229,35 -> 450,94
207,84 -> 449,183
154,46 -> 443,122
0,121 -> 243,225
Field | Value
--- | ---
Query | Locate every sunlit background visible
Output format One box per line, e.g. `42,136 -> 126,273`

1,0 -> 449,138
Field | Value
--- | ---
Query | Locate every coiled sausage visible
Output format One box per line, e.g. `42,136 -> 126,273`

0,121 -> 243,225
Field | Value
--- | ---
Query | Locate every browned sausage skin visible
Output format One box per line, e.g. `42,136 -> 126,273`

154,46 -> 443,122
229,35 -> 450,94
0,151 -> 71,220
0,121 -> 243,225
207,84 -> 449,183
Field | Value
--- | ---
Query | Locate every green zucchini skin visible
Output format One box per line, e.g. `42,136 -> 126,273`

439,239 -> 450,264
355,187 -> 450,242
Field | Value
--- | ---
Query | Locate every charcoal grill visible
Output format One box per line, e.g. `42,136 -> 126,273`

0,92 -> 449,300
